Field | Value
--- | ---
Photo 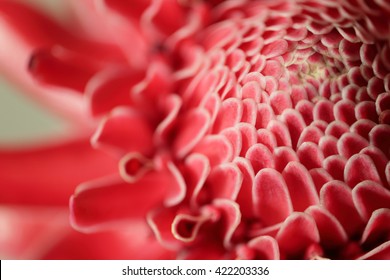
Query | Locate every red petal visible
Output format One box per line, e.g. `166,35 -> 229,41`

282,162 -> 319,211
306,206 -> 348,250
319,135 -> 339,157
359,241 -> 390,260
192,135 -> 233,166
273,146 -> 299,172
352,181 -> 390,220
174,108 -> 210,158
257,128 -> 277,151
0,138 -> 117,206
92,107 -> 154,156
297,142 -> 324,170
238,123 -> 258,156
267,120 -> 292,147
276,212 -> 320,259
297,126 -> 324,148
338,132 -> 370,159
324,155 -> 347,181
204,163 -> 242,201
213,98 -> 243,133
361,209 -> 390,247
245,143 -> 275,173
213,199 -> 241,248
280,109 -> 307,149
70,165 -> 185,231
344,154 -> 381,188
309,168 -> 333,193
234,157 -> 255,219
247,236 -> 280,260
320,181 -> 365,237
253,168 -> 293,226
369,124 -> 390,158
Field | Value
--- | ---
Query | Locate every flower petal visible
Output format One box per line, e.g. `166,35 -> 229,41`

305,205 -> 348,250
320,181 -> 365,237
253,168 -> 293,226
91,107 -> 154,157
0,138 -> 117,206
282,162 -> 319,212
276,212 -> 320,259
361,208 -> 390,247
352,181 -> 390,220
358,240 -> 390,260
344,154 -> 381,188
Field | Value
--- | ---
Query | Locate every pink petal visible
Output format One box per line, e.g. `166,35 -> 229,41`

309,168 -> 333,194
247,236 -> 280,260
0,138 -> 117,206
172,212 -> 210,243
91,107 -> 154,156
361,146 -> 389,188
192,135 -> 233,166
273,146 -> 299,172
324,155 -> 347,181
212,199 -> 241,248
325,120 -> 350,138
256,103 -> 275,128
355,101 -> 379,122
295,100 -> 314,125
267,120 -> 292,147
337,132 -> 370,159
220,127 -> 242,158
297,126 -> 324,148
358,240 -> 390,260
320,181 -> 365,237
352,181 -> 390,220
238,123 -> 258,156
350,119 -> 376,140
234,157 -> 256,219
212,98 -> 243,133
361,209 -> 390,246
173,108 -> 210,158
282,162 -> 319,211
203,163 -> 242,201
257,128 -> 277,151
297,142 -> 324,170
276,212 -> 320,259
314,100 -> 335,123
70,165 -> 185,231
245,144 -> 275,173
280,109 -> 307,149
270,91 -> 293,115
86,67 -> 144,116
118,153 -> 153,183
369,124 -> 390,158
344,154 -> 381,188
319,135 -> 339,157
183,154 -> 210,208
241,99 -> 257,125
305,206 -> 348,250
334,100 -> 357,126
253,168 -> 293,226
261,39 -> 288,58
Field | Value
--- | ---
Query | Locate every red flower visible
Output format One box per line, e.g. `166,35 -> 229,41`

1,0 -> 390,259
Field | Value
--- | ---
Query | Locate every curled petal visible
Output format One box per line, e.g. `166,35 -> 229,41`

91,107 -> 154,157
361,209 -> 390,247
71,164 -> 186,232
282,162 -> 319,212
344,154 -> 381,188
253,168 -> 293,226
320,181 -> 365,237
0,138 -> 117,206
276,212 -> 320,259
352,181 -> 390,220
192,135 -> 233,166
119,153 -> 153,183
305,205 -> 348,250
173,108 -> 210,158
234,157 -> 255,219
247,236 -> 280,260
358,240 -> 390,260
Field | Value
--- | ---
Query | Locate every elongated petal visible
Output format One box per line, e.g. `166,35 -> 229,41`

0,138 -> 117,206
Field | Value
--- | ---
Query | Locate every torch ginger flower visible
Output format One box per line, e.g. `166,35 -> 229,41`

1,0 -> 390,260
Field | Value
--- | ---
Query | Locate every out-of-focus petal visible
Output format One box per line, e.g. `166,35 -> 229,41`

0,137 -> 117,206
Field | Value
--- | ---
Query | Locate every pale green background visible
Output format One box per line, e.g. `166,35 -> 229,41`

0,0 -> 70,146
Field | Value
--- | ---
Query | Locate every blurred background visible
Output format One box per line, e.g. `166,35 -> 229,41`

0,0 -> 71,147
